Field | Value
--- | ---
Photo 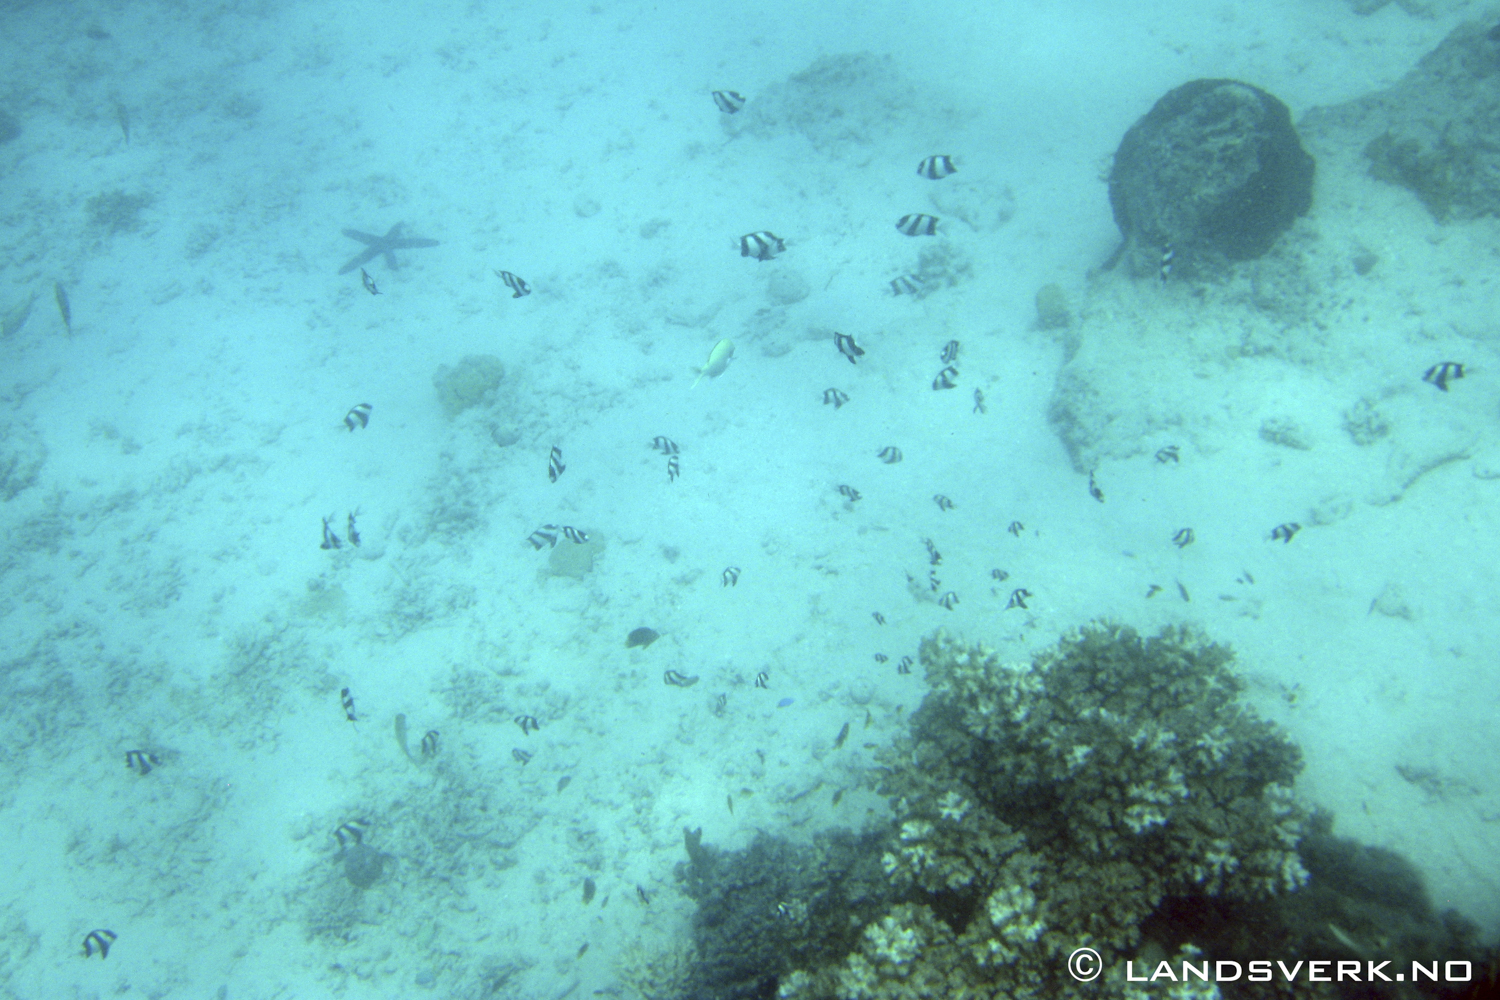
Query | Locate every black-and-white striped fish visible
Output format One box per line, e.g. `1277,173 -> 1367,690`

940,340 -> 959,364
889,274 -> 925,296
896,214 -> 939,236
528,527 -> 559,549
834,332 -> 864,364
548,445 -> 565,483
651,436 -> 679,454
1159,246 -> 1175,283
917,155 -> 957,179
559,525 -> 589,544
739,231 -> 785,261
712,90 -> 746,114
667,455 -> 680,482
877,446 -> 902,464
823,388 -> 849,408
496,270 -> 531,298
932,366 -> 958,390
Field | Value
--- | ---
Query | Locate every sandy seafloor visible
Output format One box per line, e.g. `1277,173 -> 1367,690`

1,0 -> 1498,996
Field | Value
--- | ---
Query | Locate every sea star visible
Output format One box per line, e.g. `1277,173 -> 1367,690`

337,223 -> 439,275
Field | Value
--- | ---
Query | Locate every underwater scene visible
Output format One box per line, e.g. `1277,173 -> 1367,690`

1,0 -> 1498,997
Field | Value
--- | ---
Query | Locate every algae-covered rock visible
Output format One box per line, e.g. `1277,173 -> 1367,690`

1034,283 -> 1071,330
433,354 -> 505,417
546,531 -> 604,579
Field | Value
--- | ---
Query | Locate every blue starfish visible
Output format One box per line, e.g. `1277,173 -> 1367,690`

337,223 -> 439,275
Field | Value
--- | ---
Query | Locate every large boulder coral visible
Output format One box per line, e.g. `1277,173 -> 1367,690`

1108,79 -> 1314,279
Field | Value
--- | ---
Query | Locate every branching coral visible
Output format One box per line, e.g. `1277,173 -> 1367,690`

783,622 -> 1312,999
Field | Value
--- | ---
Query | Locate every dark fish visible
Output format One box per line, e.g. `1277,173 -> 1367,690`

495,269 -> 531,298
833,722 -> 850,749
714,693 -> 727,716
838,484 -> 861,502
991,568 -> 1008,580
82,930 -> 116,959
823,388 -> 849,408
1177,581 -> 1191,602
1270,522 -> 1301,543
873,653 -> 887,663
636,885 -> 651,904
1423,362 -> 1464,391
924,538 -> 941,565
420,730 -> 440,757
726,793 -> 734,814
360,268 -> 380,295
889,274 -> 925,296
626,627 -> 660,648
667,455 -> 680,482
754,670 -> 769,688
582,876 -> 596,905
1007,588 -> 1031,610
321,515 -> 343,550
932,366 -> 958,390
831,787 -> 844,805
834,332 -> 864,364
557,775 -> 571,792
940,340 -> 959,364
1172,528 -> 1195,548
722,566 -> 740,587
548,445 -> 565,483
124,749 -> 159,774
872,611 -> 885,624
1159,245 -> 1175,283
54,282 -> 71,334
560,525 -> 589,544
1156,445 -> 1180,463
1088,471 -> 1104,502
513,748 -> 532,764
928,569 -> 941,592
898,656 -> 913,674
739,231 -> 784,261
344,403 -> 371,430
1146,584 -> 1162,598
577,942 -> 589,958
877,446 -> 902,464
340,687 -> 357,721
973,388 -> 986,414
114,101 -> 130,144
346,510 -> 361,546
932,494 -> 954,511
1008,521 -> 1023,536
939,591 -> 958,610
712,90 -> 746,113
651,436 -> 679,454
917,155 -> 957,180
515,714 -> 540,735
527,527 -> 559,549
896,213 -> 939,236
664,669 -> 699,687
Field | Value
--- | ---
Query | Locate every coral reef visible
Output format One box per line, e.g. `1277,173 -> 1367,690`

673,622 -> 1493,1000
780,623 -> 1312,999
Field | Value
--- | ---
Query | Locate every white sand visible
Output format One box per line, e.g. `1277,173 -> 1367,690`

0,0 -> 1495,996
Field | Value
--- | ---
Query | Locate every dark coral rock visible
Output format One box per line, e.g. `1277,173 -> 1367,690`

1108,79 -> 1314,277
676,829 -> 895,1000
342,842 -> 388,889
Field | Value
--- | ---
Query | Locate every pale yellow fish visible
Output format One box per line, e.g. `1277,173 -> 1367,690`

692,338 -> 734,388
